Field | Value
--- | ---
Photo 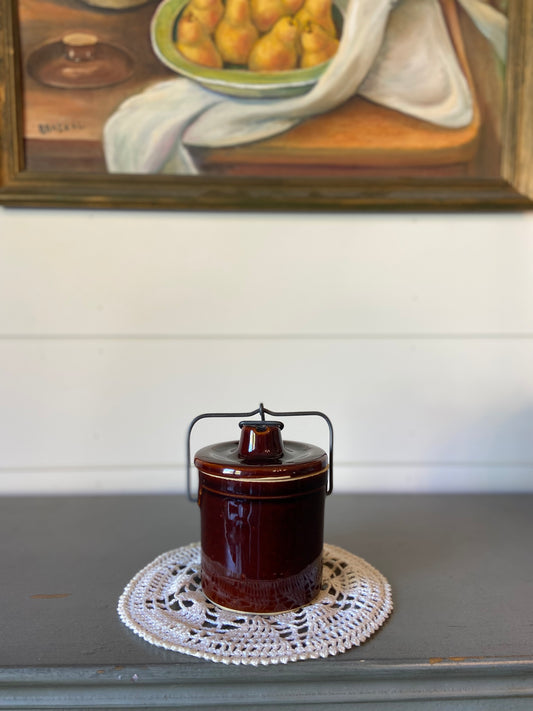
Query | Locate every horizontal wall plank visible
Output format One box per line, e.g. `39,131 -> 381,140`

1,464 -> 531,495
1,339 -> 532,494
1,211 -> 532,336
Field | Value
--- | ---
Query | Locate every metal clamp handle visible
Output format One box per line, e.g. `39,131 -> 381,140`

186,403 -> 334,502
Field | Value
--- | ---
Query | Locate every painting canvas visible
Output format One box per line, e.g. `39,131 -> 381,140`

15,0 -> 510,180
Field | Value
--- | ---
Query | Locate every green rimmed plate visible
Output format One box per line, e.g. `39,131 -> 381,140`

150,0 -> 340,98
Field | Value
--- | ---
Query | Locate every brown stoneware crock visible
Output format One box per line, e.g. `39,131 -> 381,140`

187,405 -> 333,614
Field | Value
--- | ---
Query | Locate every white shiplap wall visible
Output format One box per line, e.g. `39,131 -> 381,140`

1,208 -> 532,494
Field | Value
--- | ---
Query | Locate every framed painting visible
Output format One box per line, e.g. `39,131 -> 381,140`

0,0 -> 532,210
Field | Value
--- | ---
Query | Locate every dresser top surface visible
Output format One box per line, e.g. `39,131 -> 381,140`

1,493 -> 532,678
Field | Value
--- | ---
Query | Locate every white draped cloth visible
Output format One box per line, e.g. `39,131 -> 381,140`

103,0 -> 506,174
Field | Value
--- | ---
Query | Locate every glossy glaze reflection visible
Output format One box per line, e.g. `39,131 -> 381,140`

195,422 -> 328,614
200,484 -> 326,613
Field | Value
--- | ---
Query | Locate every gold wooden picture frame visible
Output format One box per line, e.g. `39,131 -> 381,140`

0,0 -> 531,210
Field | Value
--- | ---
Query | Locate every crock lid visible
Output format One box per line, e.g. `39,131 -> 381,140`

26,34 -> 135,89
194,421 -> 327,479
186,404 -> 333,501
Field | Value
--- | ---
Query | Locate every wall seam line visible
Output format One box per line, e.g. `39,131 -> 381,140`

2,334 -> 533,341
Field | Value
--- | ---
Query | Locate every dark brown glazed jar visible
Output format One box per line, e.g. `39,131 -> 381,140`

189,406 -> 332,614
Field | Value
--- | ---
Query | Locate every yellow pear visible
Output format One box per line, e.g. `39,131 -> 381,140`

176,12 -> 223,67
300,20 -> 338,67
214,0 -> 259,65
248,16 -> 300,72
284,0 -> 305,14
250,0 -> 304,33
295,0 -> 336,37
183,0 -> 224,33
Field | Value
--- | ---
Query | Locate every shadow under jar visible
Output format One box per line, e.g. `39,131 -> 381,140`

193,417 -> 330,614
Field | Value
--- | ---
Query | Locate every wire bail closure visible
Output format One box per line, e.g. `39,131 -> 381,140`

186,404 -> 334,502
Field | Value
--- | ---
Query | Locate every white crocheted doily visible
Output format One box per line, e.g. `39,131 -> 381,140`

118,542 -> 393,665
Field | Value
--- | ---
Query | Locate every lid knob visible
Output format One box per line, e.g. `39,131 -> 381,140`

238,421 -> 284,461
62,32 -> 98,62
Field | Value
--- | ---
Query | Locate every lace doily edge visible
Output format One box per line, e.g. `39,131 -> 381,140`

117,543 -> 394,666
118,593 -> 393,666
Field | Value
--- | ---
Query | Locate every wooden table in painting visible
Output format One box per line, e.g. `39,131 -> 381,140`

18,0 -> 503,177
0,494 -> 532,709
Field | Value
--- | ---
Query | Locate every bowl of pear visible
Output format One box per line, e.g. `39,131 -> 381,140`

151,0 -> 342,98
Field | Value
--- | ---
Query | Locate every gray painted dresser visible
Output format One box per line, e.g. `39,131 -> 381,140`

1,493 -> 532,709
